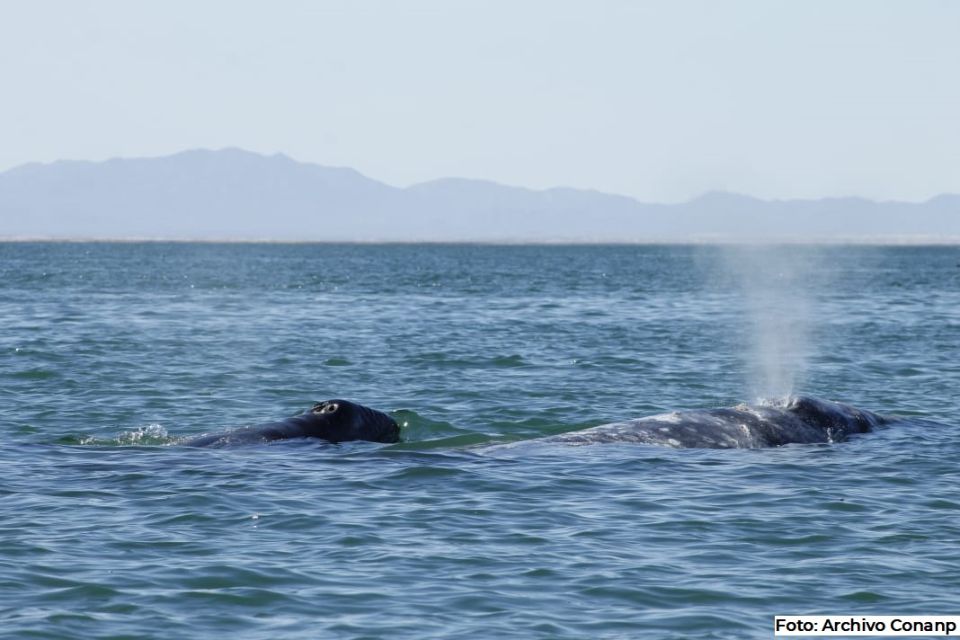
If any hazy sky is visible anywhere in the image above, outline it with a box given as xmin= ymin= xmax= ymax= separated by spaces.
xmin=1 ymin=0 xmax=957 ymax=202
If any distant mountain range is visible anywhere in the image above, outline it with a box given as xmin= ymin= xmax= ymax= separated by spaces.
xmin=1 ymin=148 xmax=958 ymax=241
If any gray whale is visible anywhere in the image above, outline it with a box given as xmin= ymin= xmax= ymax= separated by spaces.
xmin=533 ymin=395 xmax=887 ymax=449
xmin=183 ymin=399 xmax=399 ymax=447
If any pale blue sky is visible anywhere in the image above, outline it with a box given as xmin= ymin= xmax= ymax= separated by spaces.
xmin=1 ymin=0 xmax=957 ymax=202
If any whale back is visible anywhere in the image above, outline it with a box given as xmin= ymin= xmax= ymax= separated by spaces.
xmin=183 ymin=399 xmax=400 ymax=447
xmin=527 ymin=395 xmax=888 ymax=450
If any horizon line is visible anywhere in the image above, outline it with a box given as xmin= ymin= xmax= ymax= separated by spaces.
xmin=3 ymin=235 xmax=959 ymax=246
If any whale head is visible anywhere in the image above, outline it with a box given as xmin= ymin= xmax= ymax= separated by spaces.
xmin=306 ymin=399 xmax=400 ymax=443
xmin=785 ymin=395 xmax=882 ymax=435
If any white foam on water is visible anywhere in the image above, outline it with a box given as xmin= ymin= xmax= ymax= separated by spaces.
xmin=115 ymin=423 xmax=170 ymax=445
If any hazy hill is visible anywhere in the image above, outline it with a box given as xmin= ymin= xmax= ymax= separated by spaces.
xmin=1 ymin=148 xmax=957 ymax=241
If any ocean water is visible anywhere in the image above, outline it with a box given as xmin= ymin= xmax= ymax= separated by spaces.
xmin=1 ymin=242 xmax=958 ymax=639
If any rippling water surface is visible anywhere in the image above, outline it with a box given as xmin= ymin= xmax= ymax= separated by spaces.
xmin=1 ymin=243 xmax=958 ymax=639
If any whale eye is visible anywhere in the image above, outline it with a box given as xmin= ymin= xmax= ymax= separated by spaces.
xmin=322 ymin=402 xmax=339 ymax=414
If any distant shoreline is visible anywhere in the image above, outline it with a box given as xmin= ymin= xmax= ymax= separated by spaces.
xmin=3 ymin=149 xmax=958 ymax=242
